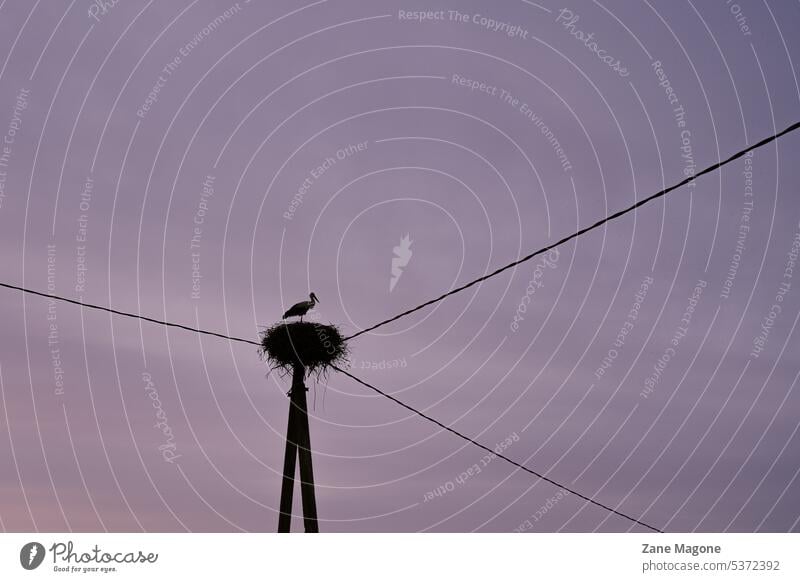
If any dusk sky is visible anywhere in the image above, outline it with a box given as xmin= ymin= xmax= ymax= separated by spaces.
xmin=0 ymin=0 xmax=798 ymax=533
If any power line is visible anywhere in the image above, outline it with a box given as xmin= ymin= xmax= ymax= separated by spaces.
xmin=0 ymin=279 xmax=661 ymax=530
xmin=332 ymin=365 xmax=662 ymax=533
xmin=0 ymin=282 xmax=260 ymax=347
xmin=344 ymin=120 xmax=800 ymax=341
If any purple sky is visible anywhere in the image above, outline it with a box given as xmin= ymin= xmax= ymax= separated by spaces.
xmin=0 ymin=0 xmax=799 ymax=533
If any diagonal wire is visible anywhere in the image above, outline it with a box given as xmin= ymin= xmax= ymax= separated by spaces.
xmin=333 ymin=365 xmax=662 ymax=533
xmin=0 ymin=282 xmax=260 ymax=346
xmin=344 ymin=120 xmax=800 ymax=341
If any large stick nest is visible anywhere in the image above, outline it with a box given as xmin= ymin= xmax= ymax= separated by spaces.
xmin=259 ymin=321 xmax=349 ymax=377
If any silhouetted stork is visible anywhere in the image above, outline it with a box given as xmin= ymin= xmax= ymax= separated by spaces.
xmin=282 ymin=292 xmax=319 ymax=322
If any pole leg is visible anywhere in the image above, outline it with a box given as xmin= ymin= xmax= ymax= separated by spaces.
xmin=296 ymin=398 xmax=319 ymax=532
xmin=278 ymin=390 xmax=299 ymax=532
xmin=293 ymin=365 xmax=319 ymax=533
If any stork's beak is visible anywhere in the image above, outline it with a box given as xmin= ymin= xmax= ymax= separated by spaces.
xmin=311 ymin=293 xmax=319 ymax=303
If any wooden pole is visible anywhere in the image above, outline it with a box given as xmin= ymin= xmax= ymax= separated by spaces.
xmin=277 ymin=376 xmax=299 ymax=532
xmin=294 ymin=367 xmax=319 ymax=533
xmin=277 ymin=364 xmax=319 ymax=533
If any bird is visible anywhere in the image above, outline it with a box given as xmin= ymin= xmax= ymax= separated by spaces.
xmin=282 ymin=292 xmax=319 ymax=322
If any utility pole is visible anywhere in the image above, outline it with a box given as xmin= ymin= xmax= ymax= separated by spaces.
xmin=277 ymin=363 xmax=319 ymax=532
